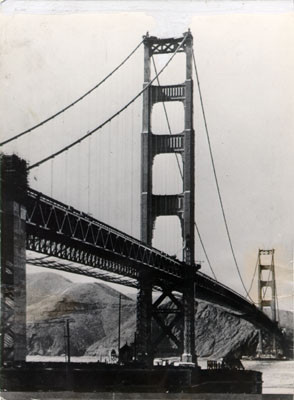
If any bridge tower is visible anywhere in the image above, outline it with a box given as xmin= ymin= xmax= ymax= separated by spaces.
xmin=137 ymin=31 xmax=196 ymax=364
xmin=257 ymin=249 xmax=278 ymax=355
xmin=0 ymin=154 xmax=27 ymax=365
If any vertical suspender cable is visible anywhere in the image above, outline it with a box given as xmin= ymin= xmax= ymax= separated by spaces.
xmin=88 ymin=136 xmax=91 ymax=214
xmin=65 ymin=150 xmax=68 ymax=205
xmin=50 ymin=159 xmax=53 ymax=197
xmin=130 ymin=104 xmax=134 ymax=236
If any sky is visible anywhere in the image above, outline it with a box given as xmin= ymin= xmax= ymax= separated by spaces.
xmin=0 ymin=1 xmax=293 ymax=311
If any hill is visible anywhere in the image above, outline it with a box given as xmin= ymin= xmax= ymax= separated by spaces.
xmin=27 ymin=272 xmax=134 ymax=356
xmin=26 ymin=271 xmax=291 ymax=359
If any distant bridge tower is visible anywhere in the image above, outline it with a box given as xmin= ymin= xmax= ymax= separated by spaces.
xmin=257 ymin=249 xmax=278 ymax=355
xmin=137 ymin=31 xmax=196 ymax=364
xmin=258 ymin=249 xmax=277 ymax=321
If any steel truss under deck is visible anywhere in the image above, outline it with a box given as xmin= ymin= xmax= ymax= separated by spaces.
xmin=26 ymin=188 xmax=187 ymax=285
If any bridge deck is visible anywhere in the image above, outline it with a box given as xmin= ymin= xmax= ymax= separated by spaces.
xmin=26 ymin=188 xmax=281 ymax=336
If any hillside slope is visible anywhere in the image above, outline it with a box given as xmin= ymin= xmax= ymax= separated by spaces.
xmin=27 ymin=271 xmax=290 ymax=359
xmin=27 ymin=272 xmax=135 ymax=356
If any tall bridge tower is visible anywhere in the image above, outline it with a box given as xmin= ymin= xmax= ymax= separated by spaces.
xmin=257 ymin=249 xmax=278 ymax=355
xmin=137 ymin=31 xmax=196 ymax=364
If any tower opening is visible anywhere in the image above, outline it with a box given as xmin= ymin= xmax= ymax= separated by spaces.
xmin=153 ymin=216 xmax=183 ymax=261
xmin=152 ymin=153 xmax=183 ymax=195
xmin=151 ymin=102 xmax=184 ymax=135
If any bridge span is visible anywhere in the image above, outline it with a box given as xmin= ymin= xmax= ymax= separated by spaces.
xmin=26 ymin=187 xmax=281 ymax=336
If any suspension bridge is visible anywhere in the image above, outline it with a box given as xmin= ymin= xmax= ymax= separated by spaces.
xmin=0 ymin=31 xmax=283 ymax=368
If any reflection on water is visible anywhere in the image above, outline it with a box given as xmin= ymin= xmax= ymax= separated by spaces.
xmin=242 ymin=360 xmax=294 ymax=394
xmin=26 ymin=356 xmax=294 ymax=395
xmin=197 ymin=358 xmax=293 ymax=394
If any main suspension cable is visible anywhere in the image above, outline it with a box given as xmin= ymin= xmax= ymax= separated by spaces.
xmin=194 ymin=222 xmax=218 ymax=280
xmin=151 ymin=55 xmax=217 ymax=281
xmin=27 ymin=34 xmax=188 ymax=171
xmin=275 ymin=281 xmax=280 ymax=324
xmin=248 ymin=254 xmax=259 ymax=295
xmin=192 ymin=48 xmax=253 ymax=302
xmin=0 ymin=40 xmax=143 ymax=147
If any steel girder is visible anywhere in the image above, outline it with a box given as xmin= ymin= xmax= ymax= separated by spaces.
xmin=26 ymin=256 xmax=138 ymax=288
xmin=151 ymin=284 xmax=184 ymax=356
xmin=26 ymin=233 xmax=140 ymax=281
